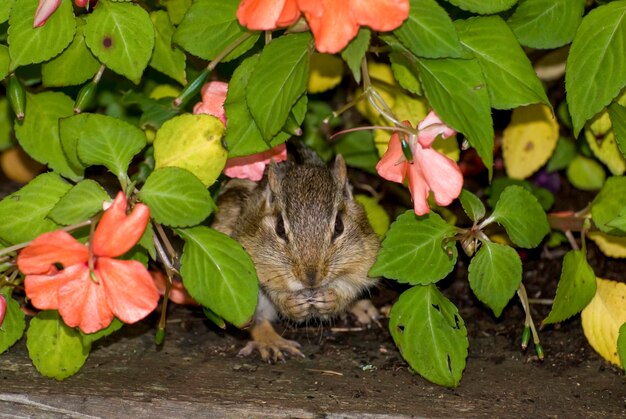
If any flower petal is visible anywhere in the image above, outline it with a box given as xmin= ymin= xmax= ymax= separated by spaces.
xmin=33 ymin=0 xmax=61 ymax=28
xmin=376 ymin=132 xmax=407 ymax=184
xmin=193 ymin=81 xmax=229 ymax=125
xmin=151 ymin=270 xmax=198 ymax=305
xmin=417 ymin=111 xmax=456 ymax=147
xmin=224 ymin=143 xmax=287 ymax=181
xmin=417 ymin=147 xmax=464 ymax=207
xmin=98 ymin=258 xmax=159 ymax=324
xmin=406 ymin=158 xmax=431 ymax=215
xmin=17 ymin=231 xmax=89 ymax=275
xmin=237 ymin=0 xmax=299 ymax=30
xmin=298 ymin=0 xmax=360 ymax=53
xmin=352 ymin=0 xmax=409 ymax=31
xmin=92 ymin=192 xmax=150 ymax=258
xmin=57 ymin=264 xmax=114 ymax=333
xmin=24 ymin=268 xmax=63 ymax=311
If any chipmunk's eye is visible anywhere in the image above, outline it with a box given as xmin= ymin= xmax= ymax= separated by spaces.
xmin=332 ymin=214 xmax=344 ymax=240
xmin=275 ymin=215 xmax=288 ymax=241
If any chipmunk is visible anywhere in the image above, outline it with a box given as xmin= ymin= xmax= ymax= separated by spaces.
xmin=212 ymin=149 xmax=380 ymax=361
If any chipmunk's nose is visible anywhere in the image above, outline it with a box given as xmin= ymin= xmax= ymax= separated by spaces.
xmin=305 ymin=268 xmax=317 ymax=287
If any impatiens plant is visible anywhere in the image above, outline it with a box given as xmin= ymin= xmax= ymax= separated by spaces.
xmin=0 ymin=0 xmax=626 ymax=388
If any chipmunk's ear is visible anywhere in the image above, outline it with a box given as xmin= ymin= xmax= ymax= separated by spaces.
xmin=264 ymin=160 xmax=282 ymax=207
xmin=333 ymin=154 xmax=352 ymax=200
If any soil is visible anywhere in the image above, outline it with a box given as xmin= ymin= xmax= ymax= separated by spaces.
xmin=0 ymin=173 xmax=625 ymax=418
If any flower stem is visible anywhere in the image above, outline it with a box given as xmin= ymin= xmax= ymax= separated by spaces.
xmin=152 ymin=222 xmax=180 ymax=345
xmin=517 ymin=283 xmax=543 ymax=360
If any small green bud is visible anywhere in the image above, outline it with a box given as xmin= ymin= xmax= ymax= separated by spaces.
xmin=155 ymin=327 xmax=166 ymax=345
xmin=282 ymin=112 xmax=303 ymax=136
xmin=174 ymin=67 xmax=210 ymax=107
xmin=74 ymin=81 xmax=98 ymax=114
xmin=535 ymin=343 xmax=544 ymax=361
xmin=8 ymin=74 xmax=26 ymax=121
xmin=520 ymin=326 xmax=530 ymax=350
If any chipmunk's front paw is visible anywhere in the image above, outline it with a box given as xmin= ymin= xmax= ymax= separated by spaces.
xmin=238 ymin=319 xmax=306 ymax=363
xmin=349 ymin=299 xmax=381 ymax=327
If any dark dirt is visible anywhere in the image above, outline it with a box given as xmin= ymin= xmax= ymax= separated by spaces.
xmin=1 ymin=173 xmax=625 ymax=418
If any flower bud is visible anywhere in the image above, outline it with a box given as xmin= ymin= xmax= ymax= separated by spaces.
xmin=74 ymin=81 xmax=98 ymax=114
xmin=8 ymin=74 xmax=26 ymax=121
xmin=174 ymin=67 xmax=210 ymax=107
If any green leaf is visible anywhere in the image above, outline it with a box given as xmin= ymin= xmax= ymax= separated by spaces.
xmin=389 ymin=285 xmax=468 ymax=387
xmin=0 ymin=45 xmax=9 ymax=81
xmin=455 ymin=16 xmax=548 ymax=110
xmin=80 ymin=318 xmax=124 ymax=345
xmin=389 ymin=51 xmax=422 ymax=95
xmin=566 ymin=155 xmax=606 ymax=191
xmin=139 ymin=166 xmax=214 ymax=227
xmin=619 ymin=322 xmax=626 ymax=372
xmin=247 ymin=33 xmax=312 ymax=140
xmin=459 ymin=189 xmax=485 ymax=222
xmin=70 ymin=113 xmax=146 ymax=180
xmin=547 ymin=137 xmax=577 ymax=172
xmin=487 ymin=177 xmax=554 ymax=211
xmin=138 ymin=222 xmax=156 ymax=260
xmin=48 ymin=179 xmax=109 ymax=225
xmin=591 ymin=176 xmax=626 ymax=235
xmin=0 ymin=99 xmax=11 ymax=151
xmin=177 ymin=226 xmax=258 ymax=327
xmin=394 ymin=0 xmax=463 ymax=59
xmin=153 ymin=113 xmax=226 ymax=186
xmin=334 ymin=130 xmax=379 ymax=174
xmin=0 ymin=292 xmax=26 ymax=354
xmin=341 ymin=28 xmax=370 ymax=83
xmin=224 ymin=55 xmax=307 ymax=158
xmin=27 ymin=311 xmax=90 ymax=380
xmin=41 ymin=17 xmax=100 ymax=87
xmin=444 ymin=0 xmax=518 ymax=14
xmin=0 ymin=173 xmax=71 ymax=244
xmin=490 ymin=185 xmax=550 ymax=248
xmin=369 ymin=211 xmax=458 ymax=285
xmin=608 ymin=103 xmax=626 ymax=159
xmin=507 ymin=0 xmax=585 ymax=49
xmin=416 ymin=57 xmax=494 ymax=174
xmin=607 ymin=207 xmax=626 ymax=233
xmin=566 ymin=1 xmax=626 ymax=135
xmin=174 ymin=0 xmax=259 ymax=61
xmin=543 ymin=250 xmax=597 ymax=325
xmin=84 ymin=0 xmax=154 ymax=84
xmin=355 ymin=195 xmax=390 ymax=239
xmin=14 ymin=91 xmax=81 ymax=180
xmin=149 ymin=10 xmax=186 ymax=85
xmin=163 ymin=0 xmax=192 ymax=25
xmin=7 ymin=0 xmax=76 ymax=70
xmin=0 ymin=0 xmax=14 ymax=23
xmin=468 ymin=241 xmax=522 ymax=317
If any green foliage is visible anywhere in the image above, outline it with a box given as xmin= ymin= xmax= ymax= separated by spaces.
xmin=394 ymin=0 xmax=462 ymax=59
xmin=27 ymin=311 xmax=90 ymax=380
xmin=0 ymin=0 xmax=13 ymax=23
xmin=444 ymin=0 xmax=518 ymax=14
xmin=0 ymin=291 xmax=25 ymax=354
xmin=507 ymin=0 xmax=585 ymax=49
xmin=543 ymin=250 xmax=597 ymax=325
xmin=150 ymin=10 xmax=187 ymax=85
xmin=487 ymin=177 xmax=554 ymax=211
xmin=81 ymin=318 xmax=124 ymax=345
xmin=355 ymin=195 xmax=390 ymax=238
xmin=455 ymin=16 xmax=548 ymax=110
xmin=48 ymin=180 xmax=110 ymax=225
xmin=389 ymin=284 xmax=468 ymax=388
xmin=566 ymin=1 xmax=626 ymax=135
xmin=468 ymin=241 xmax=522 ymax=317
xmin=608 ymin=103 xmax=626 ymax=159
xmin=8 ymin=0 xmax=75 ymax=70
xmin=0 ymin=173 xmax=70 ymax=245
xmin=489 ymin=186 xmax=550 ymax=248
xmin=566 ymin=155 xmax=606 ymax=191
xmin=0 ymin=45 xmax=10 ymax=81
xmin=85 ymin=0 xmax=154 ymax=84
xmin=591 ymin=176 xmax=626 ymax=236
xmin=139 ymin=167 xmax=214 ymax=227
xmin=619 ymin=323 xmax=626 ymax=372
xmin=177 ymin=226 xmax=258 ymax=327
xmin=247 ymin=33 xmax=311 ymax=140
xmin=334 ymin=131 xmax=379 ymax=174
xmin=341 ymin=29 xmax=370 ymax=83
xmin=370 ymin=211 xmax=458 ymax=285
xmin=458 ymin=189 xmax=485 ymax=223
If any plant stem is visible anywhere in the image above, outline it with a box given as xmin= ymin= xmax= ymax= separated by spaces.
xmin=517 ymin=283 xmax=543 ymax=359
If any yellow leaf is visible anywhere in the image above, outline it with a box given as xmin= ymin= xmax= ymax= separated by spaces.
xmin=585 ymin=111 xmax=626 ymax=175
xmin=502 ymin=104 xmax=559 ymax=179
xmin=307 ymin=53 xmax=344 ymax=94
xmin=150 ymin=84 xmax=180 ymax=100
xmin=355 ymin=194 xmax=389 ymax=238
xmin=154 ymin=114 xmax=227 ymax=186
xmin=587 ymin=231 xmax=626 ymax=258
xmin=581 ymin=278 xmax=626 ymax=366
xmin=0 ymin=146 xmax=45 ymax=184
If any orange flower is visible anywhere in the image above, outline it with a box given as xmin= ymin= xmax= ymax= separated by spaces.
xmin=376 ymin=114 xmax=463 ymax=215
xmin=193 ymin=81 xmax=229 ymax=125
xmin=237 ymin=0 xmax=409 ymax=53
xmin=17 ymin=192 xmax=159 ymax=333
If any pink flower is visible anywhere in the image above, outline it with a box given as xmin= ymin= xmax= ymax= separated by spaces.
xmin=376 ymin=114 xmax=463 ymax=215
xmin=224 ymin=143 xmax=287 ymax=181
xmin=33 ymin=0 xmax=61 ymax=28
xmin=193 ymin=81 xmax=229 ymax=125
xmin=0 ymin=295 xmax=6 ymax=328
xmin=17 ymin=192 xmax=159 ymax=333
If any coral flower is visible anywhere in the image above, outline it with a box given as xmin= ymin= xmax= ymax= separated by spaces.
xmin=376 ymin=113 xmax=463 ymax=215
xmin=192 ymin=80 xmax=288 ymax=181
xmin=17 ymin=192 xmax=159 ymax=334
xmin=237 ymin=0 xmax=409 ymax=54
